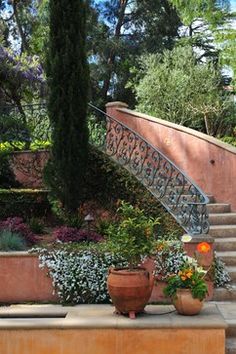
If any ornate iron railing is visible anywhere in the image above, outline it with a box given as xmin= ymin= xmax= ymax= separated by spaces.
xmin=88 ymin=103 xmax=209 ymax=236
xmin=0 ymin=102 xmax=210 ymax=235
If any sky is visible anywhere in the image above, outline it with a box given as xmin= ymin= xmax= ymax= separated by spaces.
xmin=231 ymin=0 xmax=236 ymax=11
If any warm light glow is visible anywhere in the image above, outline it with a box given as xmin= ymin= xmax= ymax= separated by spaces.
xmin=197 ymin=242 xmax=211 ymax=253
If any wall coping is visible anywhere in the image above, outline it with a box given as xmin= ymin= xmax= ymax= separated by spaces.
xmin=10 ymin=149 xmax=50 ymax=155
xmin=0 ymin=251 xmax=38 ymax=257
xmin=117 ymin=107 xmax=236 ymax=156
xmin=0 ymin=304 xmax=227 ymax=329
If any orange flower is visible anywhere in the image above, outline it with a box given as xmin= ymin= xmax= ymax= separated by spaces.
xmin=197 ymin=242 xmax=211 ymax=253
xmin=181 ymin=276 xmax=187 ymax=281
xmin=186 ymin=271 xmax=193 ymax=278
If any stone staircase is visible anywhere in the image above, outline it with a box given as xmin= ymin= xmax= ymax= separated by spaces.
xmin=207 ymin=196 xmax=236 ymax=353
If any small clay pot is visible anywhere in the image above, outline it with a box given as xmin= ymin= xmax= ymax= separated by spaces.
xmin=173 ymin=289 xmax=204 ymax=315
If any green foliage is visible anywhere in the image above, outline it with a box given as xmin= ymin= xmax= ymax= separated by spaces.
xmin=0 ymin=152 xmax=20 ymax=188
xmin=48 ymin=198 xmax=84 ymax=228
xmin=28 ymin=217 xmax=45 ymax=234
xmin=134 ymin=46 xmax=236 ymax=136
xmin=163 ymin=256 xmax=208 ymax=300
xmin=88 ymin=0 xmax=181 ymax=106
xmin=0 ymin=189 xmax=50 ymax=219
xmin=169 ymin=0 xmax=230 ymax=27
xmin=85 ymin=146 xmax=182 ymax=238
xmin=0 ymin=230 xmax=27 ymax=251
xmin=95 ymin=219 xmax=112 ymax=238
xmin=106 ymin=201 xmax=159 ymax=268
xmin=47 ymin=0 xmax=89 ymax=212
xmin=220 ymin=136 xmax=236 ymax=147
xmin=169 ymin=0 xmax=232 ymax=63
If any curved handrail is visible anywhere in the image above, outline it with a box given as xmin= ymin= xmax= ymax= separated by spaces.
xmin=88 ymin=103 xmax=209 ymax=236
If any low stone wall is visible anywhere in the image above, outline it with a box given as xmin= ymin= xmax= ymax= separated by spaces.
xmin=10 ymin=150 xmax=50 ymax=188
xmin=0 ymin=252 xmax=57 ymax=303
xmin=0 ymin=304 xmax=226 ymax=354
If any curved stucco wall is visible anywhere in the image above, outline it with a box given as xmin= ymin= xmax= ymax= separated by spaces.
xmin=106 ymin=102 xmax=236 ymax=210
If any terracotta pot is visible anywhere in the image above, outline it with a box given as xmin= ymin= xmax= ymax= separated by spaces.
xmin=173 ymin=289 xmax=204 ymax=315
xmin=107 ymin=267 xmax=154 ymax=319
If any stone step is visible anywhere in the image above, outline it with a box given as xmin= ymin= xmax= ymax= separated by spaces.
xmin=209 ymin=225 xmax=236 ymax=238
xmin=226 ymin=320 xmax=236 ymax=337
xmin=209 ymin=213 xmax=236 ymax=226
xmin=207 ymin=203 xmax=231 ymax=213
xmin=216 ymin=252 xmax=236 ymax=266
xmin=207 ymin=195 xmax=215 ymax=203
xmin=215 ymin=238 xmax=236 ymax=252
xmin=226 ymin=338 xmax=236 ymax=354
xmin=227 ymin=267 xmax=236 ymax=282
xmin=213 ymin=285 xmax=236 ymax=301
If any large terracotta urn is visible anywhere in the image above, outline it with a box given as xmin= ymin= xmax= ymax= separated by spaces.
xmin=107 ymin=267 xmax=154 ymax=319
xmin=173 ymin=289 xmax=204 ymax=315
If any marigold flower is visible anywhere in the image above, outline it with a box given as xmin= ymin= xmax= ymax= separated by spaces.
xmin=181 ymin=276 xmax=187 ymax=281
xmin=197 ymin=242 xmax=211 ymax=253
xmin=186 ymin=272 xmax=193 ymax=278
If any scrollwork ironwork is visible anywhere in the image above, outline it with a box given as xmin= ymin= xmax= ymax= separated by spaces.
xmin=88 ymin=103 xmax=209 ymax=236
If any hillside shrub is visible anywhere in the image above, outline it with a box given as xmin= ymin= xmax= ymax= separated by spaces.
xmin=0 ymin=230 xmax=27 ymax=251
xmin=53 ymin=226 xmax=103 ymax=243
xmin=0 ymin=217 xmax=37 ymax=245
xmin=0 ymin=189 xmax=50 ymax=219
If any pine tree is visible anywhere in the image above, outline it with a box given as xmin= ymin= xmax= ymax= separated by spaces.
xmin=47 ymin=0 xmax=89 ymax=212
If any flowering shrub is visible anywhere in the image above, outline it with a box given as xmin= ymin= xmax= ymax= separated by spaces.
xmin=0 ymin=217 xmax=37 ymax=245
xmin=164 ymin=256 xmax=208 ymax=300
xmin=154 ymin=239 xmax=231 ymax=288
xmin=52 ymin=226 xmax=103 ymax=243
xmin=37 ymin=248 xmax=127 ymax=304
xmin=154 ymin=240 xmax=186 ymax=279
xmin=214 ymin=256 xmax=231 ymax=288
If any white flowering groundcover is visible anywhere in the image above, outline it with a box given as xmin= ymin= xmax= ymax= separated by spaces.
xmin=37 ymin=248 xmax=127 ymax=304
xmin=35 ymin=243 xmax=231 ymax=305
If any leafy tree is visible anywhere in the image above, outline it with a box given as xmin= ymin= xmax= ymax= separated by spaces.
xmin=46 ymin=0 xmax=89 ymax=213
xmin=134 ymin=46 xmax=235 ymax=136
xmin=170 ymin=0 xmax=233 ymax=62
xmin=89 ymin=0 xmax=181 ymax=106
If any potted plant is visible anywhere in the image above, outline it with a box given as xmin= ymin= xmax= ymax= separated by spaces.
xmin=107 ymin=201 xmax=159 ymax=319
xmin=164 ymin=255 xmax=208 ymax=315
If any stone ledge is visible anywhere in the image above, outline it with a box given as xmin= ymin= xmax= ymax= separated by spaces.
xmin=0 ymin=304 xmax=227 ymax=330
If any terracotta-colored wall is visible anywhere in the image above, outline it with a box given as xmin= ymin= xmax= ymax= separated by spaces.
xmin=10 ymin=150 xmax=50 ymax=188
xmin=0 ymin=253 xmax=57 ymax=303
xmin=106 ymin=102 xmax=236 ymax=210
xmin=0 ymin=328 xmax=225 ymax=354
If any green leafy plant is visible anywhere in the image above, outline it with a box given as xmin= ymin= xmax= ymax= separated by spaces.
xmin=107 ymin=201 xmax=159 ymax=268
xmin=28 ymin=217 xmax=45 ymax=234
xmin=0 ymin=230 xmax=27 ymax=251
xmin=163 ymin=256 xmax=208 ymax=301
xmin=48 ymin=198 xmax=84 ymax=228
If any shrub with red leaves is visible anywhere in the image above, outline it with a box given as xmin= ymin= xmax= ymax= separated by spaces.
xmin=0 ymin=217 xmax=37 ymax=245
xmin=53 ymin=226 xmax=103 ymax=243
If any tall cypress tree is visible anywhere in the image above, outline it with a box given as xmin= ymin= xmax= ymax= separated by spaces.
xmin=47 ymin=0 xmax=89 ymax=212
